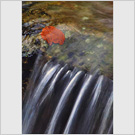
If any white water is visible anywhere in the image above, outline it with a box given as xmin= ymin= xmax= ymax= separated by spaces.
xmin=47 ymin=71 xmax=83 ymax=134
xmin=98 ymin=91 xmax=113 ymax=134
xmin=64 ymin=74 xmax=92 ymax=133
xmin=23 ymin=56 xmax=113 ymax=134
xmin=23 ymin=63 xmax=60 ymax=133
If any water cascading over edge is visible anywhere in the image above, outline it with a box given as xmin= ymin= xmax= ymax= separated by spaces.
xmin=22 ymin=54 xmax=113 ymax=134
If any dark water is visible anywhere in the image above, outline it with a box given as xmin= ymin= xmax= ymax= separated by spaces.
xmin=23 ymin=54 xmax=113 ymax=134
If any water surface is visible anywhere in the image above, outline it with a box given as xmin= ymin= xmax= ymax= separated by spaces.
xmin=22 ymin=1 xmax=113 ymax=79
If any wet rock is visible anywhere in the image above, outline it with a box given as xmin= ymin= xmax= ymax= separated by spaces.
xmin=22 ymin=1 xmax=113 ymax=79
xmin=34 ymin=39 xmax=41 ymax=45
xmin=79 ymin=62 xmax=84 ymax=66
xmin=68 ymin=52 xmax=74 ymax=58
xmin=79 ymin=52 xmax=85 ymax=56
xmin=65 ymin=31 xmax=71 ymax=38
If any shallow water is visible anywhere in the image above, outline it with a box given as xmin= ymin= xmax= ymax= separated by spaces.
xmin=22 ymin=1 xmax=113 ymax=79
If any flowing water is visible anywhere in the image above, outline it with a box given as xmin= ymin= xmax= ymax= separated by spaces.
xmin=22 ymin=1 xmax=113 ymax=134
xmin=22 ymin=54 xmax=113 ymax=134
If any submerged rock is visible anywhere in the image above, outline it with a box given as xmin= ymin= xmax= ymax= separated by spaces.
xmin=22 ymin=1 xmax=113 ymax=79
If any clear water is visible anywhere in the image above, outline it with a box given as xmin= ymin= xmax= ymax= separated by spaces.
xmin=22 ymin=1 xmax=113 ymax=79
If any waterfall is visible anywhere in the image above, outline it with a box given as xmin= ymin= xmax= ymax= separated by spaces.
xmin=22 ymin=54 xmax=113 ymax=134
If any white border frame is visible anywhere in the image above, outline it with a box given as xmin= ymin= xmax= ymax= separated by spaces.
xmin=0 ymin=1 xmax=135 ymax=135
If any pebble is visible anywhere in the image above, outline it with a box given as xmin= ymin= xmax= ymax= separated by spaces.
xmin=82 ymin=16 xmax=89 ymax=21
xmin=68 ymin=52 xmax=74 ymax=58
xmin=82 ymin=27 xmax=86 ymax=30
xmin=97 ymin=44 xmax=103 ymax=48
xmin=85 ymin=38 xmax=90 ymax=43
